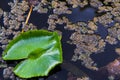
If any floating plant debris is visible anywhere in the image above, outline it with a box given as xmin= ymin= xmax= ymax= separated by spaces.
xmin=99 ymin=57 xmax=120 ymax=80
xmin=27 ymin=0 xmax=39 ymax=6
xmin=0 ymin=8 xmax=3 ymax=17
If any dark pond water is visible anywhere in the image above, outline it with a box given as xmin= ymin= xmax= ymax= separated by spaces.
xmin=66 ymin=6 xmax=96 ymax=22
xmin=0 ymin=1 xmax=120 ymax=80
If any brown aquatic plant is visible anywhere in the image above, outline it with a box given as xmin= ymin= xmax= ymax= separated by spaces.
xmin=26 ymin=0 xmax=39 ymax=6
xmin=99 ymin=57 xmax=120 ymax=79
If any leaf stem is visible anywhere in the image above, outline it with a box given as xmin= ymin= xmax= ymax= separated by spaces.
xmin=25 ymin=5 xmax=33 ymax=25
xmin=22 ymin=5 xmax=33 ymax=32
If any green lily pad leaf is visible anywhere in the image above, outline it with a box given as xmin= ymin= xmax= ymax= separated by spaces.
xmin=2 ymin=30 xmax=63 ymax=78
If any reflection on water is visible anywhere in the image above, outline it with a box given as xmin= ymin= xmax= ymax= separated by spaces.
xmin=96 ymin=23 xmax=108 ymax=39
xmin=66 ymin=7 xmax=96 ymax=22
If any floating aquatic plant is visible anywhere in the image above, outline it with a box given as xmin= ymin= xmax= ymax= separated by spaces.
xmin=2 ymin=30 xmax=63 ymax=78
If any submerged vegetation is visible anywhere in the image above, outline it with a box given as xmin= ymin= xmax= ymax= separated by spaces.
xmin=0 ymin=0 xmax=120 ymax=80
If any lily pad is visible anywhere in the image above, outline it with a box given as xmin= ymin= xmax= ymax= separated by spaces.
xmin=2 ymin=30 xmax=63 ymax=78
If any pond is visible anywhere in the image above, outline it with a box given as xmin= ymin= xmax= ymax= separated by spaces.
xmin=0 ymin=0 xmax=120 ymax=80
